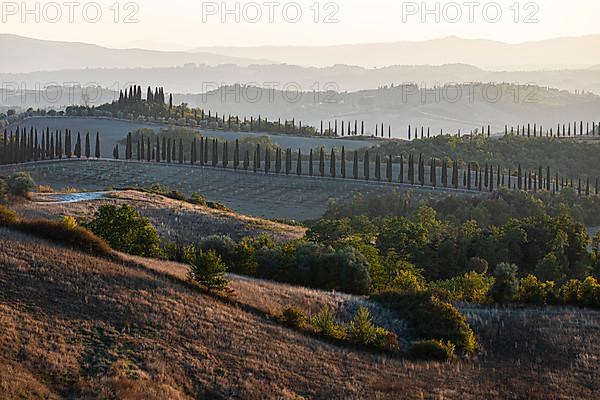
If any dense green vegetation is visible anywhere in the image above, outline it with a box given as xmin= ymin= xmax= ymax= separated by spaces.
xmin=310 ymin=188 xmax=600 ymax=309
xmin=87 ymin=204 xmax=161 ymax=257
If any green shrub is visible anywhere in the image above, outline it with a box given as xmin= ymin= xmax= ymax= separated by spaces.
xmin=7 ymin=172 xmax=34 ymax=198
xmin=63 ymin=215 xmax=78 ymax=230
xmin=349 ymin=306 xmax=377 ymax=345
xmin=559 ymin=279 xmax=582 ymax=304
xmin=189 ymin=192 xmax=207 ymax=206
xmin=309 ymin=306 xmax=347 ymax=340
xmin=490 ymin=263 xmax=519 ymax=304
xmin=579 ymin=277 xmax=600 ymax=308
xmin=535 ymin=253 xmax=565 ymax=282
xmin=87 ymin=204 xmax=161 ymax=257
xmin=200 ymin=235 xmax=237 ymax=265
xmin=518 ymin=275 xmax=555 ymax=305
xmin=0 ymin=205 xmax=19 ymax=225
xmin=391 ymin=268 xmax=427 ymax=293
xmin=467 ymin=257 xmax=489 ymax=274
xmin=186 ymin=248 xmax=229 ymax=290
xmin=280 ymin=305 xmax=307 ymax=329
xmin=349 ymin=306 xmax=399 ymax=352
xmin=321 ymin=247 xmax=371 ymax=295
xmin=433 ymin=271 xmax=493 ymax=303
xmin=373 ymin=327 xmax=400 ymax=352
xmin=411 ymin=340 xmax=455 ymax=361
xmin=373 ymin=290 xmax=476 ymax=353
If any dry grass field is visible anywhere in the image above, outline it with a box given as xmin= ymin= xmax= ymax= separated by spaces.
xmin=13 ymin=190 xmax=305 ymax=243
xmin=1 ymin=229 xmax=599 ymax=399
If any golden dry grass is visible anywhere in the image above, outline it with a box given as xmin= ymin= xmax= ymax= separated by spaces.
xmin=14 ymin=190 xmax=305 ymax=243
xmin=1 ymin=229 xmax=599 ymax=399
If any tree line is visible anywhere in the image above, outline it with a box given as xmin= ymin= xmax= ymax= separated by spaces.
xmin=407 ymin=121 xmax=600 ymax=140
xmin=116 ymin=132 xmax=599 ymax=197
xmin=0 ymin=127 xmax=101 ymax=164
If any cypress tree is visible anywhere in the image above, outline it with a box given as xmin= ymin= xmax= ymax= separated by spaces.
xmin=399 ymin=154 xmax=404 ymax=183
xmin=586 ymin=177 xmax=590 ymax=196
xmin=330 ymin=148 xmax=335 ymax=177
xmin=255 ymin=144 xmax=260 ymax=170
xmin=341 ymin=147 xmax=346 ymax=178
xmin=418 ymin=153 xmax=424 ymax=186
xmin=210 ymin=139 xmax=216 ymax=166
xmin=408 ymin=154 xmax=414 ymax=185
xmin=243 ymin=150 xmax=249 ymax=171
xmin=431 ymin=158 xmax=437 ymax=187
xmin=467 ymin=163 xmax=472 ymax=190
xmin=172 ymin=139 xmax=176 ymax=162
xmin=275 ymin=148 xmax=281 ymax=174
xmin=167 ymin=139 xmax=172 ymax=163
xmin=386 ymin=154 xmax=392 ymax=183
xmin=95 ymin=132 xmax=101 ymax=158
xmin=204 ymin=138 xmax=208 ymax=164
xmin=156 ymin=137 xmax=161 ymax=162
xmin=478 ymin=168 xmax=483 ymax=191
xmin=453 ymin=160 xmax=459 ymax=189
xmin=319 ymin=148 xmax=325 ymax=177
xmin=353 ymin=151 xmax=358 ymax=179
xmin=309 ymin=149 xmax=313 ymax=176
xmin=484 ymin=163 xmax=489 ymax=188
xmin=375 ymin=154 xmax=381 ymax=181
xmin=49 ymin=134 xmax=54 ymax=160
xmin=489 ymin=166 xmax=494 ymax=192
xmin=75 ymin=132 xmax=82 ymax=158
xmin=147 ymin=137 xmax=151 ymax=162
xmin=234 ymin=139 xmax=240 ymax=169
xmin=442 ymin=160 xmax=448 ymax=187
xmin=297 ymin=149 xmax=302 ymax=176
xmin=364 ymin=151 xmax=370 ymax=180
xmin=180 ymin=139 xmax=184 ymax=164
xmin=85 ymin=133 xmax=91 ymax=159
xmin=265 ymin=147 xmax=270 ymax=173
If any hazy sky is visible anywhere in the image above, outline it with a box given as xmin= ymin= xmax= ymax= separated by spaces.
xmin=1 ymin=0 xmax=599 ymax=49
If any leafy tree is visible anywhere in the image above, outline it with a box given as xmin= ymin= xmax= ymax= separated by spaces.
xmin=87 ymin=204 xmax=161 ymax=257
xmin=7 ymin=172 xmax=34 ymax=197
xmin=490 ymin=263 xmax=519 ymax=303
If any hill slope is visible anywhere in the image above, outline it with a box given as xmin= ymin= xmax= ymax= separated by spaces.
xmin=1 ymin=229 xmax=599 ymax=398
xmin=14 ymin=190 xmax=305 ymax=243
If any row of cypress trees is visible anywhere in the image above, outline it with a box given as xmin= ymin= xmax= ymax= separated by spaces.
xmin=0 ymin=127 xmax=101 ymax=165
xmin=407 ymin=121 xmax=600 ymax=140
xmin=117 ymin=135 xmax=598 ymax=197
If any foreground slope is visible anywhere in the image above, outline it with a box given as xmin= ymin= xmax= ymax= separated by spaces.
xmin=1 ymin=230 xmax=599 ymax=399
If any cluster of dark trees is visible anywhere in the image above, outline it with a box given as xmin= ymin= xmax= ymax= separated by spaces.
xmin=116 ymin=133 xmax=599 ymax=198
xmin=118 ymin=86 xmax=166 ymax=105
xmin=0 ymin=127 xmax=101 ymax=164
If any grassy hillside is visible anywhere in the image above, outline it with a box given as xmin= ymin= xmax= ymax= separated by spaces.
xmin=1 ymin=229 xmax=599 ymax=399
xmin=14 ymin=190 xmax=305 ymax=243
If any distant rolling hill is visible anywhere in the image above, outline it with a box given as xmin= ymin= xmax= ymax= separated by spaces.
xmin=192 ymin=35 xmax=600 ymax=70
xmin=0 ymin=34 xmax=271 ymax=73
xmin=3 ymin=63 xmax=600 ymax=97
